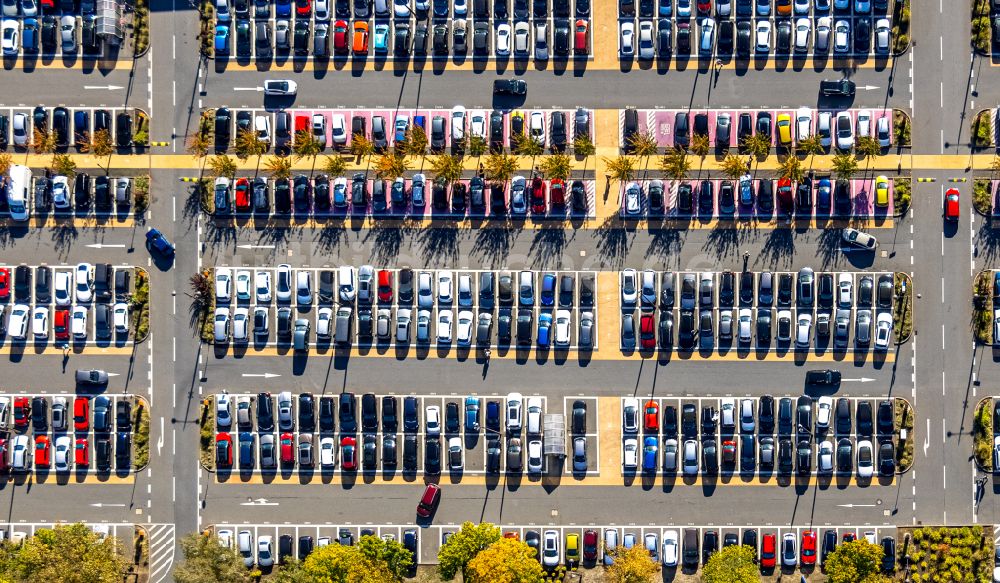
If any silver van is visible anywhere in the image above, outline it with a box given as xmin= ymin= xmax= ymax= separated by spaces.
xmin=335 ymin=306 xmax=352 ymax=345
xmin=293 ymin=318 xmax=310 ymax=351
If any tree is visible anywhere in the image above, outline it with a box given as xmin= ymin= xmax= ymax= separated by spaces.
xmin=355 ymin=534 xmax=414 ymax=580
xmin=538 ymin=153 xmax=572 ymax=181
xmin=32 ymin=128 xmax=56 ymax=154
xmin=189 ymin=271 xmax=212 ymax=306
xmin=0 ymin=153 xmax=11 ymax=175
xmin=208 ymin=154 xmax=237 ymax=178
xmin=268 ymin=559 xmax=305 ymax=583
xmin=796 ymin=134 xmax=825 ymax=158
xmin=603 ymin=155 xmax=636 ymax=184
xmin=186 ymin=132 xmax=210 ymax=160
xmin=50 ymin=153 xmax=77 ymax=179
xmin=658 ymin=148 xmax=691 ymax=181
xmin=293 ymin=129 xmax=323 ymax=161
xmin=702 ymin=545 xmax=758 ymax=583
xmin=832 ymin=152 xmax=859 ymax=180
xmin=429 ymin=154 xmax=465 ymax=184
xmin=627 ymin=131 xmax=659 ymax=157
xmin=468 ymin=135 xmax=488 ymax=157
xmin=90 ymin=128 xmax=115 ymax=158
xmin=349 ymin=134 xmax=375 ymax=158
xmin=437 ymin=521 xmax=501 ymax=580
xmin=174 ymin=532 xmax=251 ymax=583
xmin=689 ymin=134 xmax=710 ymax=157
xmin=779 ymin=155 xmax=805 ymax=182
xmin=302 ymin=536 xmax=412 ymax=583
xmin=824 ymin=540 xmax=889 ymax=583
xmin=856 ymin=135 xmax=883 ymax=159
xmin=719 ymin=153 xmax=750 ymax=179
xmin=604 ymin=544 xmax=660 ymax=583
xmin=2 ymin=523 xmax=129 ymax=583
xmin=373 ymin=152 xmax=411 ymax=179
xmin=573 ymin=134 xmax=596 ymax=156
xmin=399 ymin=126 xmax=429 ymax=157
xmin=483 ymin=153 xmax=519 ymax=184
xmin=233 ymin=128 xmax=266 ymax=161
xmin=265 ymin=156 xmax=293 ymax=180
xmin=512 ymin=133 xmax=544 ymax=157
xmin=323 ymin=155 xmax=347 ymax=177
xmin=465 ymin=537 xmax=544 ymax=583
xmin=741 ymin=132 xmax=771 ymax=159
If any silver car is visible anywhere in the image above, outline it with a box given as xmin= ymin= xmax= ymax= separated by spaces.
xmin=60 ymin=15 xmax=76 ymax=53
xmin=682 ymin=439 xmax=698 ymax=475
xmin=396 ymin=308 xmax=412 ymax=343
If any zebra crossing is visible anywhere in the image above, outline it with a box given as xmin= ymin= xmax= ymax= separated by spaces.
xmin=145 ymin=523 xmax=176 ymax=583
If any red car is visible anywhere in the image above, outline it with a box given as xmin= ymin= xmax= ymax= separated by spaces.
xmin=74 ymin=397 xmax=89 ymax=432
xmin=35 ymin=435 xmax=51 ymax=468
xmin=944 ymin=188 xmax=959 ymax=220
xmin=550 ymin=179 xmax=565 ymax=206
xmin=0 ymin=439 xmax=8 ymax=472
xmin=377 ymin=270 xmax=394 ymax=303
xmin=503 ymin=531 xmax=519 ymax=540
xmin=639 ymin=313 xmax=655 ymax=350
xmin=74 ymin=438 xmax=89 ymax=466
xmin=295 ymin=115 xmax=310 ymax=137
xmin=295 ymin=0 xmax=311 ymax=16
xmin=697 ymin=0 xmax=711 ymax=13
xmin=842 ymin=532 xmax=856 ymax=543
xmin=340 ymin=436 xmax=356 ymax=470
xmin=801 ymin=530 xmax=817 ymax=566
xmin=776 ymin=178 xmax=793 ymax=211
xmin=13 ymin=397 xmax=29 ymax=428
xmin=721 ymin=440 xmax=736 ymax=465
xmin=216 ymin=433 xmax=232 ymax=467
xmin=643 ymin=400 xmax=659 ymax=432
xmin=333 ymin=20 xmax=349 ymax=53
xmin=416 ymin=483 xmax=440 ymax=517
xmin=582 ymin=529 xmax=598 ymax=562
xmin=0 ymin=268 xmax=9 ymax=300
xmin=234 ymin=178 xmax=251 ymax=211
xmin=54 ymin=309 xmax=70 ymax=341
xmin=574 ymin=19 xmax=588 ymax=54
xmin=760 ymin=533 xmax=777 ymax=568
xmin=531 ymin=178 xmax=547 ymax=214
xmin=280 ymin=433 xmax=295 ymax=465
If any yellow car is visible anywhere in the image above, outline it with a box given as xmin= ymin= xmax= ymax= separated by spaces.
xmin=565 ymin=533 xmax=580 ymax=567
xmin=776 ymin=113 xmax=792 ymax=147
xmin=875 ymin=175 xmax=889 ymax=207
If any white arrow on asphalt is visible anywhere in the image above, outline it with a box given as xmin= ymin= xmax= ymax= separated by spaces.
xmin=85 ymin=244 xmax=127 ymax=249
xmin=840 ymin=377 xmax=875 ymax=383
xmin=241 ymin=373 xmax=281 ymax=379
xmin=90 ymin=503 xmax=127 ymax=508
xmin=234 ymin=87 xmax=264 ymax=92
xmin=106 ymin=372 xmax=121 ymax=377
xmin=859 ymin=85 xmax=881 ymax=90
xmin=237 ymin=244 xmax=276 ymax=250
xmin=836 ymin=503 xmax=878 ymax=508
xmin=84 ymin=85 xmax=124 ymax=90
xmin=923 ymin=418 xmax=930 ymax=456
xmin=156 ymin=417 xmax=164 ymax=456
xmin=240 ymin=498 xmax=279 ymax=506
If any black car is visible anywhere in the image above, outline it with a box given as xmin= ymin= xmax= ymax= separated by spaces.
xmin=717 ymin=19 xmax=733 ymax=53
xmin=425 ymin=437 xmax=441 ymax=474
xmin=31 ymin=397 xmax=47 ymax=432
xmin=274 ymin=179 xmax=291 ymax=213
xmin=881 ymin=537 xmax=896 ymax=572
xmin=293 ymin=19 xmax=310 ymax=55
xmin=658 ymin=311 xmax=673 ymax=349
xmin=445 ymin=401 xmax=460 ymax=433
xmin=676 ymin=21 xmax=690 ymax=52
xmin=681 ymin=403 xmax=697 ymax=437
xmin=657 ymin=18 xmax=672 ymax=56
xmin=52 ymin=108 xmax=70 ymax=148
xmin=854 ymin=17 xmax=870 ymax=52
xmin=486 ymin=439 xmax=501 ymax=473
xmin=95 ymin=435 xmax=112 ymax=471
xmin=339 ymin=393 xmax=357 ymax=432
xmin=698 ymin=180 xmax=713 ymax=215
xmin=776 ymin=19 xmax=791 ymax=53
xmin=293 ymin=174 xmax=311 ymax=213
xmin=361 ymin=393 xmax=378 ymax=432
xmin=736 ymin=19 xmax=751 ymax=56
xmin=856 ymin=401 xmax=873 ymax=436
xmin=493 ymin=78 xmax=527 ymax=95
xmin=75 ymin=174 xmax=91 ymax=209
xmin=878 ymin=441 xmax=895 ymax=475
xmin=805 ymin=369 xmax=841 ymax=385
xmin=877 ymin=400 xmax=894 ymax=435
xmin=319 ymin=396 xmax=335 ymax=431
xmin=676 ymin=182 xmax=692 ymax=214
xmin=758 ymin=396 xmax=774 ymax=434
xmin=820 ymin=78 xmax=856 ymax=97
xmin=795 ymin=439 xmax=811 ymax=475
xmin=298 ymin=393 xmax=315 ymax=432
xmin=116 ymin=400 xmax=132 ymax=431
xmin=702 ymin=530 xmax=718 ymax=563
xmin=381 ymin=396 xmax=398 ymax=432
xmin=835 ymin=398 xmax=852 ymax=435
xmin=257 ymin=393 xmax=274 ymax=431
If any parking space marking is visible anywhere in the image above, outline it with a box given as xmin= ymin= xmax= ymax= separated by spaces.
xmin=0 ymin=59 xmax=134 ymax=70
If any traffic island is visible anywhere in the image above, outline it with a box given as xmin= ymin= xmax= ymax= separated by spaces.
xmin=897 ymin=526 xmax=994 ymax=581
xmin=895 ymin=398 xmax=914 ymax=473
xmin=133 ymin=398 xmax=151 ymax=472
xmin=133 ymin=268 xmax=150 ymax=343
xmin=198 ymin=0 xmax=216 ymax=58
xmin=973 ymin=270 xmax=993 ymax=345
xmin=892 ymin=0 xmax=911 ymax=54
xmin=972 ymin=0 xmax=992 ymax=55
xmin=892 ymin=177 xmax=911 ymax=217
xmin=975 ymin=397 xmax=993 ymax=472
xmin=973 ymin=179 xmax=993 ymax=217
xmin=192 ymin=269 xmax=216 ymax=344
xmin=893 ymin=109 xmax=912 ymax=149
xmin=199 ymin=399 xmax=216 ymax=471
xmin=894 ymin=272 xmax=913 ymax=343
xmin=972 ymin=110 xmax=994 ymax=150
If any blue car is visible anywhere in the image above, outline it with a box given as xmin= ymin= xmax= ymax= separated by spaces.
xmin=734 ymin=0 xmax=751 ymax=15
xmin=214 ymin=25 xmax=230 ymax=54
xmin=540 ymin=273 xmax=556 ymax=306
xmin=658 ymin=0 xmax=671 ymax=15
xmin=146 ymin=228 xmax=175 ymax=257
xmin=642 ymin=436 xmax=658 ymax=472
xmin=817 ymin=178 xmax=832 ymax=211
xmin=373 ymin=23 xmax=389 ymax=53
xmin=275 ymin=0 xmax=292 ymax=17
xmin=537 ymin=312 xmax=552 ymax=347
xmin=464 ymin=397 xmax=480 ymax=431
xmin=394 ymin=117 xmax=409 ymax=143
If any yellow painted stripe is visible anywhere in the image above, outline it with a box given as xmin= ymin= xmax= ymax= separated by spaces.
xmin=2 ymin=58 xmax=134 ymax=70
xmin=0 ymin=217 xmax=136 ymax=228
xmin=11 ymin=473 xmax=135 ymax=484
xmin=0 ymin=345 xmax=135 ymax=356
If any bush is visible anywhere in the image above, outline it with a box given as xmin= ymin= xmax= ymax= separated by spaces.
xmin=975 ymin=399 xmax=993 ymax=471
xmin=199 ymin=402 xmax=215 ymax=470
xmin=974 ymin=179 xmax=993 ymax=216
xmin=974 ymin=111 xmax=993 ymax=148
xmin=133 ymin=269 xmax=150 ymax=342
xmin=894 ymin=110 xmax=912 ymax=146
xmin=133 ymin=401 xmax=150 ymax=470
xmin=894 ymin=178 xmax=911 ymax=216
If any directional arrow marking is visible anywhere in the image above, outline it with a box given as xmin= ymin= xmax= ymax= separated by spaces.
xmin=241 ymin=373 xmax=280 ymax=379
xmin=233 ymin=87 xmax=264 ymax=92
xmin=841 ymin=377 xmax=875 ymax=383
xmin=237 ymin=244 xmax=277 ymax=249
xmin=90 ymin=503 xmax=127 ymax=507
xmin=85 ymin=244 xmax=127 ymax=249
xmin=836 ymin=503 xmax=878 ymax=508
xmin=84 ymin=85 xmax=124 ymax=90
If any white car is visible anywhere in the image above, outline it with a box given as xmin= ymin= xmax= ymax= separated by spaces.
xmin=877 ymin=116 xmax=891 ymax=147
xmin=213 ymin=307 xmax=230 ymax=342
xmin=456 ymin=310 xmax=473 ymax=346
xmin=662 ymin=530 xmax=679 ymax=566
xmin=835 ymin=111 xmax=854 ymax=150
xmin=426 ymin=405 xmax=441 ymax=436
xmin=874 ymin=17 xmax=890 ymax=53
xmin=755 ymin=20 xmax=771 ymax=52
xmin=527 ymin=439 xmax=543 ymax=473
xmin=255 ymin=270 xmax=272 ymax=302
xmin=296 ymin=270 xmax=312 ymax=305
xmin=320 ymin=436 xmax=336 ymax=467
xmin=856 ymin=439 xmax=874 ymax=478
xmin=795 ymin=107 xmax=812 ymax=142
xmin=54 ymin=271 xmax=71 ymax=306
xmin=232 ymin=307 xmax=249 ymax=342
xmin=506 ymin=392 xmax=522 ymax=431
xmin=793 ymin=0 xmax=809 ymax=13
xmin=699 ymin=17 xmax=715 ymax=53
xmin=75 ymin=263 xmax=93 ymax=303
xmin=622 ymin=396 xmax=639 ymax=432
xmin=32 ymin=306 xmax=47 ymax=337
xmin=235 ymin=270 xmax=251 ymax=301
xmin=393 ymin=0 xmax=410 ymax=16
xmin=838 ymin=273 xmax=853 ymax=306
xmin=737 ymin=308 xmax=752 ymax=343
xmin=437 ymin=271 xmax=453 ymax=304
xmin=54 ymin=435 xmax=72 ymax=472
xmin=816 ymin=396 xmax=833 ymax=428
xmin=638 ymin=20 xmax=654 ymax=60
xmin=8 ymin=304 xmax=29 ymax=339
xmin=526 ymin=397 xmax=542 ymax=434
xmin=113 ymin=303 xmax=129 ymax=333
xmin=624 ymin=182 xmax=641 ymax=215
xmin=11 ymin=112 xmax=26 ymax=146
xmin=60 ymin=14 xmax=76 ymax=52
xmin=1 ymin=19 xmax=18 ymax=55
xmin=450 ymin=106 xmax=465 ymax=141
xmin=856 ymin=109 xmax=871 ymax=138
xmin=818 ymin=440 xmax=834 ymax=474
xmin=842 ymin=227 xmax=877 ymax=250
xmin=623 ymin=438 xmax=638 ymax=469
xmin=795 ymin=313 xmax=812 ymax=347
xmin=437 ymin=309 xmax=453 ymax=343
xmin=874 ymin=311 xmax=893 ymax=349
xmin=834 ymin=19 xmax=849 ymax=53
xmin=533 ymin=22 xmax=548 ymax=60
xmin=815 ymin=16 xmax=831 ymax=52
xmin=620 ymin=21 xmax=634 ymax=56
xmin=554 ymin=310 xmax=571 ymax=346
xmin=215 ymin=267 xmax=232 ymax=303
xmin=621 ymin=269 xmax=638 ymax=306
xmin=314 ymin=0 xmax=328 ymax=18
xmin=794 ymin=18 xmax=810 ymax=51
xmin=71 ymin=306 xmax=87 ymax=338
xmin=257 ymin=536 xmax=274 ymax=567
xmin=337 ymin=265 xmax=355 ymax=302
xmin=52 ymin=176 xmax=70 ymax=209
xmin=541 ymin=530 xmax=560 ymax=568
xmin=496 ymin=23 xmax=511 ymax=56
xmin=512 ymin=21 xmax=528 ymax=56
xmin=216 ymin=394 xmax=232 ymax=429
xmin=316 ymin=307 xmax=333 ymax=338
xmin=262 ymin=79 xmax=297 ymax=96
xmin=529 ymin=111 xmax=545 ymax=146
xmin=469 ymin=111 xmax=487 ymax=139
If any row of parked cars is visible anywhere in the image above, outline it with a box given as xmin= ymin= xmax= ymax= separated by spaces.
xmin=0 ymin=394 xmax=134 ymax=472
xmin=620 ymin=0 xmax=892 ymax=18
xmin=212 ymin=174 xmax=591 ymax=216
xmin=0 ymin=14 xmax=104 ymax=55
xmin=1 ymin=107 xmax=134 ymax=150
xmin=621 ymin=395 xmax=898 ymax=477
xmin=223 ymin=528 xmax=418 ymax=574
xmin=213 ymin=106 xmax=591 ymax=156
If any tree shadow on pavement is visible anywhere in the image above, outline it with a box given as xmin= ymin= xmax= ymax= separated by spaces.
xmin=50 ymin=224 xmax=80 ymax=258
xmin=418 ymin=225 xmax=461 ymax=266
xmin=364 ymin=225 xmax=411 ymax=265
xmin=816 ymin=228 xmax=846 ymax=268
xmin=756 ymin=229 xmax=796 ymax=268
xmin=314 ymin=225 xmax=348 ymax=254
xmin=702 ymin=227 xmax=741 ymax=261
xmin=593 ymin=216 xmax=631 ymax=269
xmin=471 ymin=226 xmax=519 ymax=267
xmin=528 ymin=227 xmax=573 ymax=269
xmin=643 ymin=229 xmax=684 ymax=264
xmin=975 ymin=220 xmax=1000 ymax=264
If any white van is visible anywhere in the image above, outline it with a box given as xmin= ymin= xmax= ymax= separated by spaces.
xmin=7 ymin=165 xmax=30 ymax=221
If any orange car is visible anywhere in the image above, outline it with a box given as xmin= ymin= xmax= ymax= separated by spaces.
xmin=775 ymin=0 xmax=791 ymax=15
xmin=574 ymin=19 xmax=588 ymax=54
xmin=352 ymin=21 xmax=369 ymax=54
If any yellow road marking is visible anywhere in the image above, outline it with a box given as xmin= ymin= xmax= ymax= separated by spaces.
xmin=0 ymin=345 xmax=135 ymax=356
xmin=1 ymin=58 xmax=134 ymax=71
xmin=0 ymin=216 xmax=136 ymax=228
xmin=597 ymin=397 xmax=621 ymax=481
xmin=9 ymin=473 xmax=135 ymax=485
